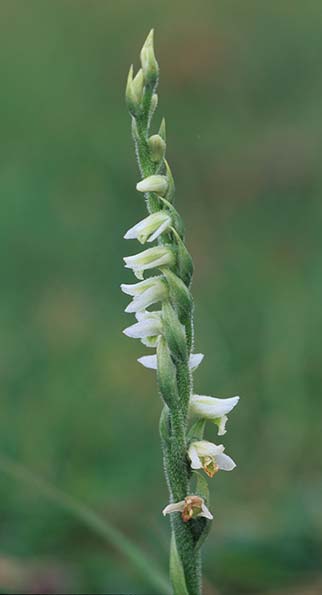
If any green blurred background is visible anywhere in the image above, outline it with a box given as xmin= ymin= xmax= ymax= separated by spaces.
xmin=0 ymin=1 xmax=322 ymax=593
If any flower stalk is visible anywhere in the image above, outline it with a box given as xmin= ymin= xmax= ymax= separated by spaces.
xmin=123 ymin=30 xmax=240 ymax=595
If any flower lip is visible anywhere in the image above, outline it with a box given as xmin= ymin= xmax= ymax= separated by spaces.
xmin=162 ymin=495 xmax=213 ymax=522
xmin=188 ymin=440 xmax=236 ymax=476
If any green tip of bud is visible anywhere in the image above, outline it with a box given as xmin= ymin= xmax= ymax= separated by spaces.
xmin=140 ymin=28 xmax=159 ymax=86
xmin=158 ymin=118 xmax=166 ymax=142
xmin=148 ymin=134 xmax=166 ymax=162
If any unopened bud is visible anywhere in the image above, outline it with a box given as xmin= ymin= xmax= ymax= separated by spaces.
xmin=148 ymin=134 xmax=166 ymax=162
xmin=125 ymin=65 xmax=144 ymax=116
xmin=140 ymin=29 xmax=159 ymax=86
xmin=132 ymin=68 xmax=144 ymax=101
xmin=136 ymin=174 xmax=168 ymax=196
xmin=150 ymin=93 xmax=158 ymax=116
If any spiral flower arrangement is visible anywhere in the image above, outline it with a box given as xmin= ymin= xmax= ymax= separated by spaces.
xmin=122 ymin=30 xmax=240 ymax=595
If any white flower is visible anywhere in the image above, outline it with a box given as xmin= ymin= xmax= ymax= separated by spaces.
xmin=162 ymin=495 xmax=213 ymax=522
xmin=124 ymin=211 xmax=171 ymax=244
xmin=121 ymin=277 xmax=168 ymax=313
xmin=123 ymin=311 xmax=162 ymax=347
xmin=136 ymin=174 xmax=168 ymax=196
xmin=188 ymin=440 xmax=236 ymax=477
xmin=189 ymin=394 xmax=240 ymax=436
xmin=124 ymin=246 xmax=175 ymax=280
xmin=137 ymin=352 xmax=204 ymax=371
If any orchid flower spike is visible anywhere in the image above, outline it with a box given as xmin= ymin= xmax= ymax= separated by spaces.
xmin=124 ymin=246 xmax=175 ymax=280
xmin=137 ymin=352 xmax=204 ymax=371
xmin=189 ymin=394 xmax=240 ymax=435
xmin=188 ymin=440 xmax=236 ymax=477
xmin=124 ymin=211 xmax=171 ymax=244
xmin=162 ymin=495 xmax=213 ymax=523
xmin=121 ymin=277 xmax=168 ymax=313
xmin=123 ymin=311 xmax=163 ymax=347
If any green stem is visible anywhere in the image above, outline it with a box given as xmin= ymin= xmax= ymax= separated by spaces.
xmin=129 ymin=61 xmax=203 ymax=595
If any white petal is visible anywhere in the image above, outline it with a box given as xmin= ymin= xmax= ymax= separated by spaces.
xmin=124 ymin=212 xmax=171 ymax=243
xmin=135 ymin=310 xmax=161 ymax=322
xmin=187 ymin=444 xmax=202 ymax=470
xmin=200 ymin=503 xmax=213 ymax=520
xmin=137 ymin=355 xmax=157 ymax=369
xmin=121 ymin=278 xmax=158 ymax=297
xmin=190 ymin=440 xmax=224 ymax=459
xmin=162 ymin=501 xmax=185 ymax=516
xmin=137 ymin=352 xmax=204 ymax=371
xmin=216 ymin=452 xmax=236 ymax=471
xmin=191 ymin=395 xmax=240 ymax=418
xmin=190 ymin=353 xmax=204 ymax=370
xmin=147 ymin=217 xmax=171 ymax=242
xmin=123 ymin=318 xmax=162 ymax=339
xmin=124 ymin=223 xmax=142 ymax=240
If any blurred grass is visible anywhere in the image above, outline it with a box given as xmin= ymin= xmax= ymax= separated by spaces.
xmin=0 ymin=1 xmax=322 ymax=593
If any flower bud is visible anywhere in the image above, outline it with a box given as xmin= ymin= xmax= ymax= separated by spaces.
xmin=148 ymin=134 xmax=166 ymax=163
xmin=136 ymin=175 xmax=168 ymax=196
xmin=125 ymin=65 xmax=144 ymax=116
xmin=140 ymin=29 xmax=159 ymax=86
xmin=150 ymin=93 xmax=158 ymax=117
